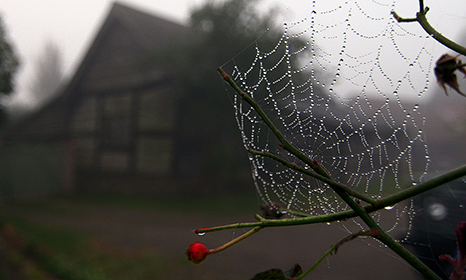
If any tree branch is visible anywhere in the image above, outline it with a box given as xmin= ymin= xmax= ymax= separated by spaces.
xmin=215 ymin=44 xmax=466 ymax=277
xmin=248 ymin=148 xmax=378 ymax=205
xmin=217 ymin=67 xmax=331 ymax=180
xmin=391 ymin=3 xmax=466 ymax=56
xmin=195 ymin=164 xmax=466 ymax=234
xmin=296 ymin=229 xmax=381 ymax=280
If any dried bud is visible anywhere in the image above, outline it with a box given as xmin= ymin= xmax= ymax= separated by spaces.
xmin=440 ymin=221 xmax=466 ymax=279
xmin=186 ymin=242 xmax=209 ymax=264
xmin=434 ymin=54 xmax=466 ymax=97
xmin=285 ymin=263 xmax=303 ymax=277
xmin=455 ymin=221 xmax=466 ymax=260
xmin=260 ymin=202 xmax=285 ymax=219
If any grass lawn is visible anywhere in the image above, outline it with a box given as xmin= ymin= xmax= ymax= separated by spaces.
xmin=0 ymin=192 xmax=259 ymax=280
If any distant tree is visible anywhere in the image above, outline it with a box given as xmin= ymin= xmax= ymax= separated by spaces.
xmin=160 ymin=0 xmax=325 ymax=194
xmin=29 ymin=41 xmax=63 ymax=105
xmin=0 ymin=16 xmax=20 ymax=125
xmin=185 ymin=0 xmax=281 ymax=89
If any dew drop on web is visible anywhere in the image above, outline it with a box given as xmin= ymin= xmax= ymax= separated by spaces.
xmin=221 ymin=0 xmax=435 ymax=262
xmin=384 ymin=204 xmax=396 ymax=211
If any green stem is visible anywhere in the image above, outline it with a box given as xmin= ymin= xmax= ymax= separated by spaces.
xmin=296 ymin=230 xmax=381 ymax=280
xmin=217 ymin=68 xmax=330 ymax=179
xmin=248 ymin=148 xmax=378 ymax=205
xmin=207 ymin=226 xmax=263 ymax=255
xmin=315 ymin=190 xmax=438 ymax=279
xmin=416 ymin=8 xmax=466 ymax=56
xmin=218 ymin=66 xmax=379 ymax=232
xmin=376 ymin=231 xmax=440 ymax=280
xmin=376 ymin=164 xmax=466 ymax=207
xmin=217 ymin=65 xmax=463 ymax=278
xmin=391 ymin=2 xmax=466 ymax=56
xmin=418 ymin=0 xmax=424 ymax=13
xmin=296 ymin=244 xmax=335 ymax=280
xmin=196 ymin=164 xmax=466 ymax=234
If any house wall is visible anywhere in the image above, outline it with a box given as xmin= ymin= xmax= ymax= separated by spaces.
xmin=71 ymin=86 xmax=178 ymax=173
xmin=65 ymin=15 xmax=181 ymax=196
xmin=0 ymin=4 xmax=255 ymax=197
xmin=0 ymin=141 xmax=75 ymax=198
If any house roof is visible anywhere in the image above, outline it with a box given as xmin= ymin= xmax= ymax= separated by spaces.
xmin=70 ymin=2 xmax=192 ymax=91
xmin=1 ymin=2 xmax=192 ymax=142
xmin=108 ymin=2 xmax=191 ymax=51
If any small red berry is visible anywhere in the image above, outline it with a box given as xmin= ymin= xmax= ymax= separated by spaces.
xmin=186 ymin=242 xmax=209 ymax=264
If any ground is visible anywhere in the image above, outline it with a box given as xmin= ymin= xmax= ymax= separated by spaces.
xmin=1 ymin=195 xmax=428 ymax=279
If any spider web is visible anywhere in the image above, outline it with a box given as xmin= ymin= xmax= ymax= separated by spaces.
xmin=221 ymin=0 xmax=435 ymax=237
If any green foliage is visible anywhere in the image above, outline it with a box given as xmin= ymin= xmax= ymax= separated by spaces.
xmin=156 ymin=0 xmax=328 ymax=193
xmin=188 ymin=0 xmax=279 ymax=73
xmin=1 ymin=202 xmax=169 ymax=280
xmin=159 ymin=0 xmax=285 ymax=193
xmin=0 ymin=17 xmax=19 ymax=95
xmin=250 ymin=264 xmax=302 ymax=280
xmin=0 ymin=16 xmax=20 ymax=125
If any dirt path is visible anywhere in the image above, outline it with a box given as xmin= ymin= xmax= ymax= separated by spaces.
xmin=3 ymin=198 xmax=425 ymax=280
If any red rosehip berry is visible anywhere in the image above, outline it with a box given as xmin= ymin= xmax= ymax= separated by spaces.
xmin=186 ymin=242 xmax=209 ymax=264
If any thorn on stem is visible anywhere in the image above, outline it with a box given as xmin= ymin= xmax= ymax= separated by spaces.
xmin=391 ymin=11 xmax=401 ymax=22
xmin=370 ymin=229 xmax=381 ymax=238
xmin=333 ymin=229 xmax=381 ymax=255
xmin=217 ymin=67 xmax=230 ymax=81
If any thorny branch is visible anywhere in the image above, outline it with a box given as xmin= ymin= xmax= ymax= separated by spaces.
xmin=391 ymin=0 xmax=466 ymax=56
xmin=195 ymin=67 xmax=452 ymax=280
xmin=294 ymin=229 xmax=381 ymax=280
xmin=188 ymin=6 xmax=466 ymax=275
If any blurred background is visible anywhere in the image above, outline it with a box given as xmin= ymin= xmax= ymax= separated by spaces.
xmin=0 ymin=0 xmax=466 ymax=279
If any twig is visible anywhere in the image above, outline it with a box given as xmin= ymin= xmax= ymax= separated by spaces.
xmin=217 ymin=66 xmax=452 ymax=279
xmin=295 ymin=229 xmax=381 ymax=280
xmin=248 ymin=148 xmax=378 ymax=206
xmin=391 ymin=1 xmax=466 ymax=56
xmin=217 ymin=67 xmax=331 ymax=180
xmin=195 ymin=164 xmax=466 ymax=234
xmin=208 ymin=226 xmax=263 ymax=255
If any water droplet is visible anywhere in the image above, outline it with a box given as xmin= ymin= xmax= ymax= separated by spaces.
xmin=384 ymin=204 xmax=396 ymax=210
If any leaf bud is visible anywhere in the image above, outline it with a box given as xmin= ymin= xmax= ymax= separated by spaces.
xmin=260 ymin=202 xmax=285 ymax=219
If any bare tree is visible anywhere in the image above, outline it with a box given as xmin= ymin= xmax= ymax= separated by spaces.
xmin=29 ymin=41 xmax=63 ymax=105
